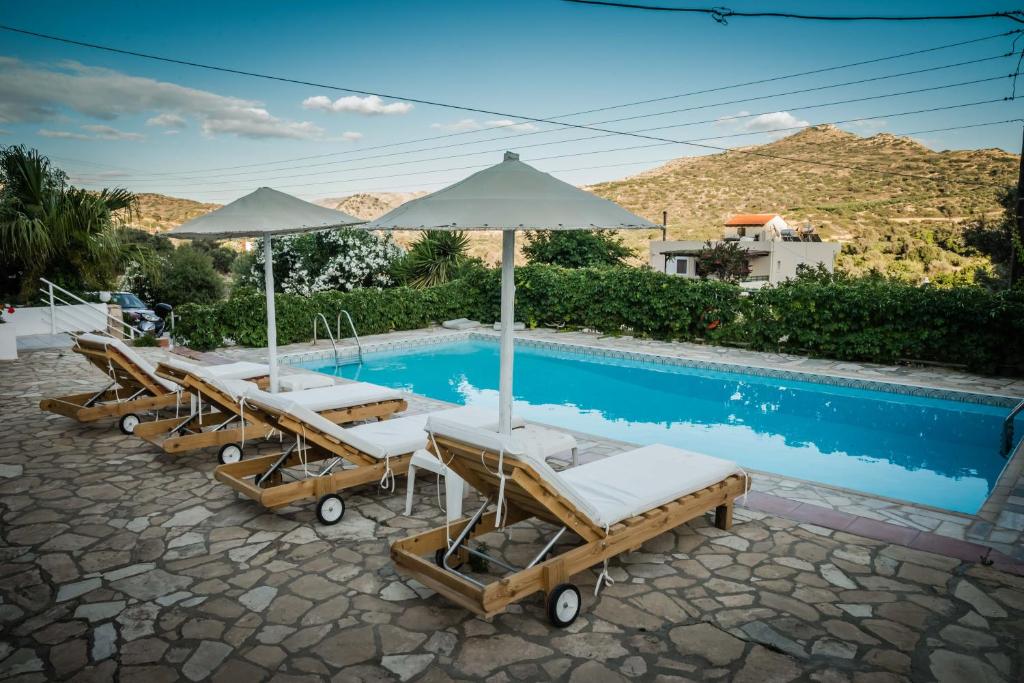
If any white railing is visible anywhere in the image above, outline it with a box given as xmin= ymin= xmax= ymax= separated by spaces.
xmin=39 ymin=278 xmax=137 ymax=339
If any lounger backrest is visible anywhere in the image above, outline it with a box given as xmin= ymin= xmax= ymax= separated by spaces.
xmin=77 ymin=333 xmax=176 ymax=392
xmin=241 ymin=387 xmax=377 ymax=452
xmin=426 ymin=416 xmax=605 ymax=536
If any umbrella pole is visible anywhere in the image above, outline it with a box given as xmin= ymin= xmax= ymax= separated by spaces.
xmin=498 ymin=229 xmax=515 ymax=435
xmin=264 ymin=234 xmax=279 ymax=393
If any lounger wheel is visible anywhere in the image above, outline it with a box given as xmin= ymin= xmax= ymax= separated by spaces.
xmin=546 ymin=583 xmax=581 ymax=628
xmin=316 ymin=494 xmax=346 ymax=525
xmin=218 ymin=443 xmax=243 ymax=465
xmin=118 ymin=413 xmax=141 ymax=435
xmin=434 ymin=548 xmax=465 ymax=571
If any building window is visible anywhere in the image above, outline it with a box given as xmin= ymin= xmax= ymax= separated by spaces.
xmin=675 ymin=258 xmax=688 ymax=275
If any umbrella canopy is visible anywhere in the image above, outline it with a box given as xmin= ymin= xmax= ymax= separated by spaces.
xmin=170 ymin=187 xmax=364 ymax=391
xmin=367 ymin=152 xmax=657 ymax=434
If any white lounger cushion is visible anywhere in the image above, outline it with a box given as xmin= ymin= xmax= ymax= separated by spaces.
xmin=244 ymin=386 xmax=525 ymax=460
xmin=161 ymin=356 xmax=269 ymax=381
xmin=79 ymin=333 xmax=177 ymax=392
xmin=204 ymin=376 xmax=401 ymax=414
xmin=559 ymin=445 xmax=742 ymax=527
xmin=425 ymin=417 xmax=743 ymax=528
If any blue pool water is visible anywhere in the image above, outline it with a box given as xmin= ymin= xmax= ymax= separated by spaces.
xmin=301 ymin=340 xmax=1022 ymax=513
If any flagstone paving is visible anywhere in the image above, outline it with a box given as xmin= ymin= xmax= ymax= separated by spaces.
xmin=1 ymin=347 xmax=1023 ymax=681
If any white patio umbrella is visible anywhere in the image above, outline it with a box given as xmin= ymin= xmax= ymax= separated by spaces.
xmin=366 ymin=152 xmax=657 ymax=434
xmin=169 ymin=187 xmax=364 ymax=392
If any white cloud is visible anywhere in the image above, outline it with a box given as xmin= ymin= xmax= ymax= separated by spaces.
xmin=742 ymin=111 xmax=810 ymax=132
xmin=146 ymin=112 xmax=186 ymax=128
xmin=0 ymin=129 xmax=10 ymax=136
xmin=484 ymin=119 xmax=538 ymax=132
xmin=430 ymin=118 xmax=537 ymax=133
xmin=38 ymin=124 xmax=143 ymax=141
xmin=844 ymin=118 xmax=888 ymax=133
xmin=302 ymin=94 xmax=413 ymax=116
xmin=431 ymin=118 xmax=481 ymax=132
xmin=38 ymin=128 xmax=92 ymax=140
xmin=339 ymin=131 xmax=363 ymax=141
xmin=0 ymin=56 xmax=324 ymax=140
xmin=81 ymin=124 xmax=144 ymax=141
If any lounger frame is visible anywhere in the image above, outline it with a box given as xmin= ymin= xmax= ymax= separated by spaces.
xmin=391 ymin=433 xmax=748 ymax=619
xmin=134 ymin=363 xmax=405 ymax=457
xmin=213 ymin=395 xmax=410 ymax=512
xmin=39 ymin=335 xmax=181 ymax=423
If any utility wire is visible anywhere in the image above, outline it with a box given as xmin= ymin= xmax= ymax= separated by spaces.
xmin=68 ymin=73 xmax=1014 ymax=186
xmin=69 ymin=51 xmax=1012 ymax=182
xmin=562 ymin=1 xmax=1024 ymax=24
xmin=4 ymin=23 xmax=1018 ymax=191
xmin=47 ymin=28 xmax=1022 ymax=178
xmin=107 ymin=115 xmax=1020 ymax=197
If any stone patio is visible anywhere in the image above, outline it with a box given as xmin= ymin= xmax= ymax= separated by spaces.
xmin=1 ymin=344 xmax=1022 ymax=681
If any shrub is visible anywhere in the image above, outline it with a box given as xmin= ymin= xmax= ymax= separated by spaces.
xmin=174 ymin=264 xmax=1024 ymax=374
xmin=122 ymin=245 xmax=224 ymax=307
xmin=522 ymin=230 xmax=635 ymax=268
xmin=235 ymin=229 xmax=403 ymax=295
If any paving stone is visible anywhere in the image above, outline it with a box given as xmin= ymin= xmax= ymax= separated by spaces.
xmin=454 ymin=635 xmax=553 ymax=677
xmin=116 ymin=601 xmax=161 ymax=641
xmin=669 ymin=623 xmax=745 ymax=666
xmin=953 ymin=580 xmax=1008 ymax=618
xmin=91 ymin=622 xmax=117 ymax=661
xmin=110 ymin=568 xmax=193 ymax=601
xmin=73 ymin=600 xmax=126 ymax=623
xmin=741 ymin=621 xmax=807 ymax=659
xmin=930 ymin=649 xmax=1006 ymax=683
xmin=182 ymin=641 xmax=233 ymax=681
xmin=381 ymin=654 xmax=435 ymax=681
xmin=239 ymin=586 xmax=277 ymax=613
xmin=733 ymin=645 xmax=801 ymax=683
xmin=162 ymin=506 xmax=214 ymax=528
xmin=551 ymin=633 xmax=629 ymax=660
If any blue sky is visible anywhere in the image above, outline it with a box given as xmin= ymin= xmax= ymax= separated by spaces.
xmin=1 ymin=0 xmax=1021 ymax=203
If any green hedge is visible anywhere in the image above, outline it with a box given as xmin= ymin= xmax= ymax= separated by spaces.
xmin=174 ymin=265 xmax=1024 ymax=374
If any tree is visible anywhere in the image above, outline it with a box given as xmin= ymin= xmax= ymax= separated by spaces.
xmin=0 ymin=145 xmax=138 ymax=300
xmin=120 ymin=245 xmax=225 ymax=307
xmin=695 ymin=240 xmax=751 ymax=283
xmin=392 ymin=231 xmax=474 ymax=288
xmin=959 ymin=188 xmax=1021 ymax=286
xmin=235 ymin=228 xmax=404 ymax=295
xmin=522 ymin=230 xmax=636 ymax=268
xmin=190 ymin=239 xmax=238 ymax=274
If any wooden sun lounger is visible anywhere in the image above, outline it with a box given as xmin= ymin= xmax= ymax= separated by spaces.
xmin=39 ymin=334 xmax=182 ymax=432
xmin=133 ymin=362 xmax=406 ymax=464
xmin=213 ymin=394 xmax=411 ymax=524
xmin=391 ymin=430 xmax=748 ymax=626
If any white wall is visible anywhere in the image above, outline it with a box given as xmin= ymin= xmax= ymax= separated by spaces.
xmin=6 ymin=303 xmax=109 ymax=336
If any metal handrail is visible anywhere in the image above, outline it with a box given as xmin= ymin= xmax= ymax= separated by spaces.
xmin=338 ymin=310 xmax=363 ymax=364
xmin=1001 ymin=398 xmax=1024 ymax=457
xmin=38 ymin=279 xmax=137 ymax=339
xmin=312 ymin=313 xmax=340 ymax=366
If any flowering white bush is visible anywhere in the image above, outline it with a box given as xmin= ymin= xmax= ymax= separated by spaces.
xmin=239 ymin=229 xmax=404 ymax=295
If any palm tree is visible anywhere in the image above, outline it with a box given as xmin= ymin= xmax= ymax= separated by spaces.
xmin=0 ymin=145 xmax=138 ymax=299
xmin=395 ymin=230 xmax=471 ymax=288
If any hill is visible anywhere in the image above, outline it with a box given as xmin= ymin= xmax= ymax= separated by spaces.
xmin=587 ymin=124 xmax=1018 ymax=278
xmin=129 ymin=193 xmax=222 ymax=233
xmin=313 ymin=191 xmax=426 ymax=220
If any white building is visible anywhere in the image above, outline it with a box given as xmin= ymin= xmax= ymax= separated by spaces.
xmin=649 ymin=214 xmax=840 ymax=288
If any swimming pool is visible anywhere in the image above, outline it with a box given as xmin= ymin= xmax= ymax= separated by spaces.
xmin=299 ymin=338 xmax=1022 ymax=514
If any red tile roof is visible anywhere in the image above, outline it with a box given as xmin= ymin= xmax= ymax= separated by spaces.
xmin=725 ymin=214 xmax=778 ymax=226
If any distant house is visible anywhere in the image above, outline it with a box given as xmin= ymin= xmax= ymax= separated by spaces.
xmin=649 ymin=214 xmax=840 ymax=288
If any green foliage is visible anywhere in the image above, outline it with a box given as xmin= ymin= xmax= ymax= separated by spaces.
xmin=522 ymin=230 xmax=635 ymax=268
xmin=190 ymin=240 xmax=238 ymax=274
xmin=175 ymin=264 xmax=1024 ymax=374
xmin=121 ymin=245 xmax=224 ymax=307
xmin=0 ymin=145 xmax=138 ymax=301
xmin=132 ymin=333 xmax=160 ymax=347
xmin=392 ymin=231 xmax=473 ymax=288
xmin=695 ymin=240 xmax=752 ymax=282
xmin=234 ymin=229 xmax=403 ymax=295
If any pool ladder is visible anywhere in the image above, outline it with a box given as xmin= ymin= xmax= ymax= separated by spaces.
xmin=1001 ymin=398 xmax=1024 ymax=458
xmin=312 ymin=310 xmax=363 ymax=367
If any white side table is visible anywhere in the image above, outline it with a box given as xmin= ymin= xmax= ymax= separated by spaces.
xmin=404 ymin=449 xmax=465 ymax=522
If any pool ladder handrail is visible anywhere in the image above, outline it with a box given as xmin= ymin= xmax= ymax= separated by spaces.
xmin=1001 ymin=398 xmax=1024 ymax=457
xmin=312 ymin=311 xmax=362 ymax=366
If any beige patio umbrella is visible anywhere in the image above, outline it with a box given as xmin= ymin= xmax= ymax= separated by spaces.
xmin=366 ymin=152 xmax=657 ymax=434
xmin=169 ymin=187 xmax=364 ymax=391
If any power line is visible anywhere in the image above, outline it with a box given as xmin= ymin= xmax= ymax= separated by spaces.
xmin=112 ymin=116 xmax=1020 ymax=199
xmin=68 ymin=74 xmax=1015 ymax=187
xmin=562 ymin=1 xmax=1024 ymax=24
xmin=4 ymin=23 xmax=1018 ymax=193
xmin=48 ymin=29 xmax=1023 ymax=178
